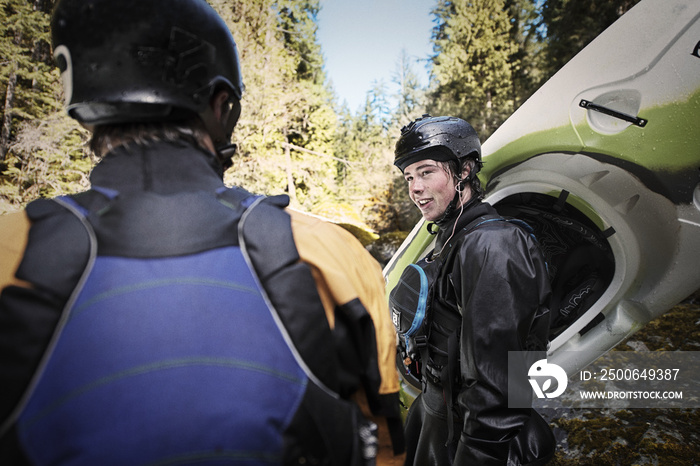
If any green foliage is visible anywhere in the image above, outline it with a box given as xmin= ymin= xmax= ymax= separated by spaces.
xmin=1 ymin=0 xmax=58 ymax=159
xmin=331 ymin=103 xmax=392 ymax=231
xmin=428 ymin=0 xmax=517 ymax=139
xmin=1 ymin=0 xmax=72 ymax=212
xmin=0 ymin=109 xmax=90 ymax=212
xmin=539 ymin=0 xmax=642 ymax=79
xmin=0 ymin=0 xmax=643 ymax=236
xmin=210 ymin=0 xmax=339 ymax=213
xmin=505 ymin=0 xmax=545 ymax=108
xmin=392 ymin=49 xmax=428 ymax=127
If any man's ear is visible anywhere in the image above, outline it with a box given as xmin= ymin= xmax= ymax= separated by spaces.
xmin=209 ymin=90 xmax=241 ymax=142
xmin=211 ymin=90 xmax=230 ymax=121
xmin=225 ymin=98 xmax=241 ymax=136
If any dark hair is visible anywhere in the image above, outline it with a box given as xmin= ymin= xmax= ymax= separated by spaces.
xmin=90 ymin=118 xmax=211 ymax=159
xmin=441 ymin=158 xmax=484 ymax=199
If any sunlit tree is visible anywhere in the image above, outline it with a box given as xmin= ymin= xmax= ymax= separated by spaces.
xmin=428 ymin=0 xmax=517 ymax=138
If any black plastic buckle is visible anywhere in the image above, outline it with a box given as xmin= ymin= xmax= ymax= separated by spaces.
xmin=414 ymin=335 xmax=428 ymax=348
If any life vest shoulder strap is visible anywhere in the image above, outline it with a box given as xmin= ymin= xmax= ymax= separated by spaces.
xmin=226 ymin=192 xmax=342 ymax=392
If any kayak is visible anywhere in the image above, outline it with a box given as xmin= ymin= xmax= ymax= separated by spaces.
xmin=385 ymin=0 xmax=700 ymax=403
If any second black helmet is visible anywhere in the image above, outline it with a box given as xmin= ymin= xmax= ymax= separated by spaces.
xmin=394 ymin=115 xmax=481 ymax=172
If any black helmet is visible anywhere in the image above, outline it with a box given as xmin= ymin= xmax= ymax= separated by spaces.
xmin=51 ymin=0 xmax=243 ymax=126
xmin=394 ymin=115 xmax=481 ymax=172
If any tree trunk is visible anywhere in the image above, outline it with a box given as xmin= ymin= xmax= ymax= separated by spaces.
xmin=1 ymin=63 xmax=18 ymax=162
xmin=283 ymin=130 xmax=297 ymax=204
xmin=1 ymin=25 xmax=23 ymax=162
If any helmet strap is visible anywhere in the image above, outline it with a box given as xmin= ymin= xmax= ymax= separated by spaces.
xmin=199 ymin=93 xmax=241 ymax=172
xmin=435 ymin=190 xmax=477 ymax=227
xmin=435 ymin=192 xmax=462 ymax=225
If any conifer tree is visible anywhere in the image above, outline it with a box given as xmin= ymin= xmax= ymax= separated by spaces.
xmin=392 ymin=49 xmax=427 ymax=126
xmin=539 ymin=0 xmax=641 ymax=79
xmin=0 ymin=110 xmax=90 ymax=212
xmin=0 ymin=0 xmax=644 ymax=230
xmin=0 ymin=0 xmax=88 ymax=212
xmin=1 ymin=0 xmax=58 ymax=161
xmin=211 ymin=0 xmax=337 ymax=211
xmin=505 ymin=0 xmax=544 ymax=108
xmin=428 ymin=0 xmax=517 ymax=138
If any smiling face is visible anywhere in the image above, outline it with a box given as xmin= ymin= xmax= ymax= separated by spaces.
xmin=403 ymin=158 xmax=471 ymax=221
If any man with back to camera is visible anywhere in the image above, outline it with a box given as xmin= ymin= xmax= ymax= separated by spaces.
xmin=389 ymin=115 xmax=555 ymax=465
xmin=0 ymin=0 xmax=405 ymax=464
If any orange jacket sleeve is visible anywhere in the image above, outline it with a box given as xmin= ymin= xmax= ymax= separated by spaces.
xmin=0 ymin=212 xmax=31 ymax=291
xmin=288 ymin=209 xmax=399 ymax=397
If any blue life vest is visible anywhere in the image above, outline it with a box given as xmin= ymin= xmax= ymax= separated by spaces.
xmin=14 ymin=189 xmax=366 ymax=466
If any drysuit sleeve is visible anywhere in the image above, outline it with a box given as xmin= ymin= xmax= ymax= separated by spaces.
xmin=451 ymin=224 xmax=550 ymax=465
xmin=288 ymin=209 xmax=405 ymax=458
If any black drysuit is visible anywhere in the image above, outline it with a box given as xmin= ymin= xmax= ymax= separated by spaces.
xmin=403 ymin=201 xmax=555 ymax=465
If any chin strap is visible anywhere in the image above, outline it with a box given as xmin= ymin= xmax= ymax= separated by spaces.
xmin=200 ymin=94 xmax=241 ymax=175
xmin=439 ymin=192 xmax=463 ymax=224
xmin=427 ymin=191 xmax=465 ymax=235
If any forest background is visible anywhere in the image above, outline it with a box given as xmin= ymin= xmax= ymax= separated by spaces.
xmin=0 ymin=0 xmax=641 ymax=262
